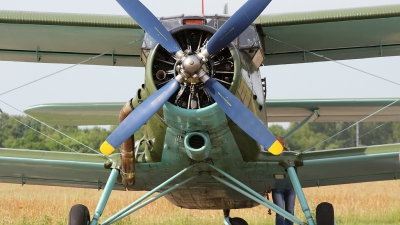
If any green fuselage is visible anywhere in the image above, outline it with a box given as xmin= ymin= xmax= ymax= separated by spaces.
xmin=129 ymin=42 xmax=274 ymax=209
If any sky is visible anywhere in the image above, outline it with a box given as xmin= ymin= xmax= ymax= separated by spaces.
xmin=1 ymin=0 xmax=400 ymax=117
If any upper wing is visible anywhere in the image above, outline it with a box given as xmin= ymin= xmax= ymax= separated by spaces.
xmin=257 ymin=4 xmax=400 ymax=65
xmin=266 ymin=99 xmax=400 ymax=122
xmin=3 ymin=4 xmax=400 ymax=67
xmin=0 ymin=11 xmax=143 ymax=66
xmin=23 ymin=98 xmax=400 ymax=125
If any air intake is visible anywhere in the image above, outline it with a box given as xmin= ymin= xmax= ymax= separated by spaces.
xmin=188 ymin=135 xmax=205 ymax=149
xmin=184 ymin=132 xmax=211 ymax=161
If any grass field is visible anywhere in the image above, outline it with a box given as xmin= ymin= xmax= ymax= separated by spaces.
xmin=1 ymin=180 xmax=399 ymax=224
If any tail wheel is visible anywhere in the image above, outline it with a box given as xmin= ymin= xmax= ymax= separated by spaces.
xmin=68 ymin=204 xmax=90 ymax=225
xmin=316 ymin=202 xmax=335 ymax=225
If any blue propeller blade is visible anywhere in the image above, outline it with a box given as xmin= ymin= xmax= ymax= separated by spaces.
xmin=100 ymin=79 xmax=180 ymax=155
xmin=204 ymin=79 xmax=283 ymax=155
xmin=206 ymin=0 xmax=272 ymax=55
xmin=117 ymin=0 xmax=182 ymax=54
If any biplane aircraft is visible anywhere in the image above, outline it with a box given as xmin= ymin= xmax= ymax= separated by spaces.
xmin=1 ymin=0 xmax=400 ymax=224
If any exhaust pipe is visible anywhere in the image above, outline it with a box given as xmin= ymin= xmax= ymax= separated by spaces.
xmin=119 ymin=99 xmax=135 ymax=188
xmin=184 ymin=132 xmax=211 ymax=161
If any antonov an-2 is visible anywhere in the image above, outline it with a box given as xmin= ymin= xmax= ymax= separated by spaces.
xmin=1 ymin=0 xmax=400 ymax=224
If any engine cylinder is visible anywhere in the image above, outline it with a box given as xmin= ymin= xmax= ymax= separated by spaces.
xmin=146 ymin=24 xmax=237 ymax=110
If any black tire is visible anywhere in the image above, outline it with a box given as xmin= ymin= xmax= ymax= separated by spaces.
xmin=316 ymin=202 xmax=334 ymax=225
xmin=229 ymin=217 xmax=248 ymax=225
xmin=68 ymin=204 xmax=90 ymax=225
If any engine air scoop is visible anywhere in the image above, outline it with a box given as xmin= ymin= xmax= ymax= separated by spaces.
xmin=184 ymin=132 xmax=211 ymax=161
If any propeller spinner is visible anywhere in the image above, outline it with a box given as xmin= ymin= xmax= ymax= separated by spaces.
xmin=100 ymin=0 xmax=282 ymax=156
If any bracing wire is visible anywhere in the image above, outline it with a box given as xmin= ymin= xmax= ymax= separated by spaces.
xmin=0 ymin=99 xmax=108 ymax=159
xmin=266 ymin=36 xmax=400 ymax=153
xmin=12 ymin=117 xmax=79 ymax=154
xmin=0 ymin=37 xmax=144 ymax=158
xmin=300 ymin=99 xmax=399 ymax=154
xmin=341 ymin=113 xmax=400 ymax=148
xmin=0 ymin=37 xmax=143 ymax=97
xmin=267 ymin=36 xmax=400 ymax=87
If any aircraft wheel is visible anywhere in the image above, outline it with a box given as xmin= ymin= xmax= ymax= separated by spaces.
xmin=316 ymin=202 xmax=335 ymax=225
xmin=229 ymin=217 xmax=248 ymax=225
xmin=68 ymin=204 xmax=90 ymax=225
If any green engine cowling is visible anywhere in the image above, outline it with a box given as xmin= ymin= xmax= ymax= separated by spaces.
xmin=135 ymin=16 xmax=268 ymax=162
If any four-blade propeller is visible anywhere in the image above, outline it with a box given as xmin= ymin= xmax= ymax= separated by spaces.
xmin=100 ymin=0 xmax=283 ymax=156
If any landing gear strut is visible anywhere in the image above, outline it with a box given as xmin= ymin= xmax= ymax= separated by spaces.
xmin=68 ymin=160 xmax=333 ymax=224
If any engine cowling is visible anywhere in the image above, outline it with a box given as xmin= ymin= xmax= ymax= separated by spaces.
xmin=142 ymin=20 xmax=237 ymax=110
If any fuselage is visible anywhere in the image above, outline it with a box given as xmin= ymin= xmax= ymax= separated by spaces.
xmin=130 ymin=15 xmax=273 ymax=209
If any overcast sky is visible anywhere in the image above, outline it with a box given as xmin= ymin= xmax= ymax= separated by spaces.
xmin=1 ymin=0 xmax=400 ymax=116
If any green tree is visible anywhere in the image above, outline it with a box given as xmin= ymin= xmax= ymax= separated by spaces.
xmin=1 ymin=113 xmax=399 ymax=154
xmin=268 ymin=124 xmax=286 ymax=137
xmin=0 ymin=113 xmax=112 ymax=153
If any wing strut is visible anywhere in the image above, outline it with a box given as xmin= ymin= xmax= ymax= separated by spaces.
xmin=283 ymin=109 xmax=319 ymax=139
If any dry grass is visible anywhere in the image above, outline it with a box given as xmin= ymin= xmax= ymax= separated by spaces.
xmin=1 ymin=180 xmax=399 ymax=224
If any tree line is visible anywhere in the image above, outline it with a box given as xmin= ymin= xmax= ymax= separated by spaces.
xmin=269 ymin=121 xmax=400 ymax=151
xmin=0 ymin=113 xmax=113 ymax=153
xmin=1 ymin=113 xmax=399 ymax=153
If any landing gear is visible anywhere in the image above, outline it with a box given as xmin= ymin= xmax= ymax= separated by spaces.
xmin=222 ymin=209 xmax=248 ymax=225
xmin=68 ymin=204 xmax=90 ymax=225
xmin=316 ymin=202 xmax=335 ymax=225
xmin=229 ymin=217 xmax=248 ymax=225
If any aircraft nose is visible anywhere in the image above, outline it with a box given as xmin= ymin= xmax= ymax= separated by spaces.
xmin=181 ymin=55 xmax=201 ymax=76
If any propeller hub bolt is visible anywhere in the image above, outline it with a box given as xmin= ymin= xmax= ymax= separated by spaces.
xmin=181 ymin=55 xmax=201 ymax=76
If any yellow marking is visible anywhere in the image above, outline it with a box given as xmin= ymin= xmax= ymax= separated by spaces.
xmin=151 ymin=91 xmax=166 ymax=105
xmin=218 ymin=92 xmax=231 ymax=106
xmin=268 ymin=140 xmax=284 ymax=155
xmin=100 ymin=141 xmax=115 ymax=155
xmin=155 ymin=27 xmax=168 ymax=41
xmin=219 ymin=27 xmax=235 ymax=41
